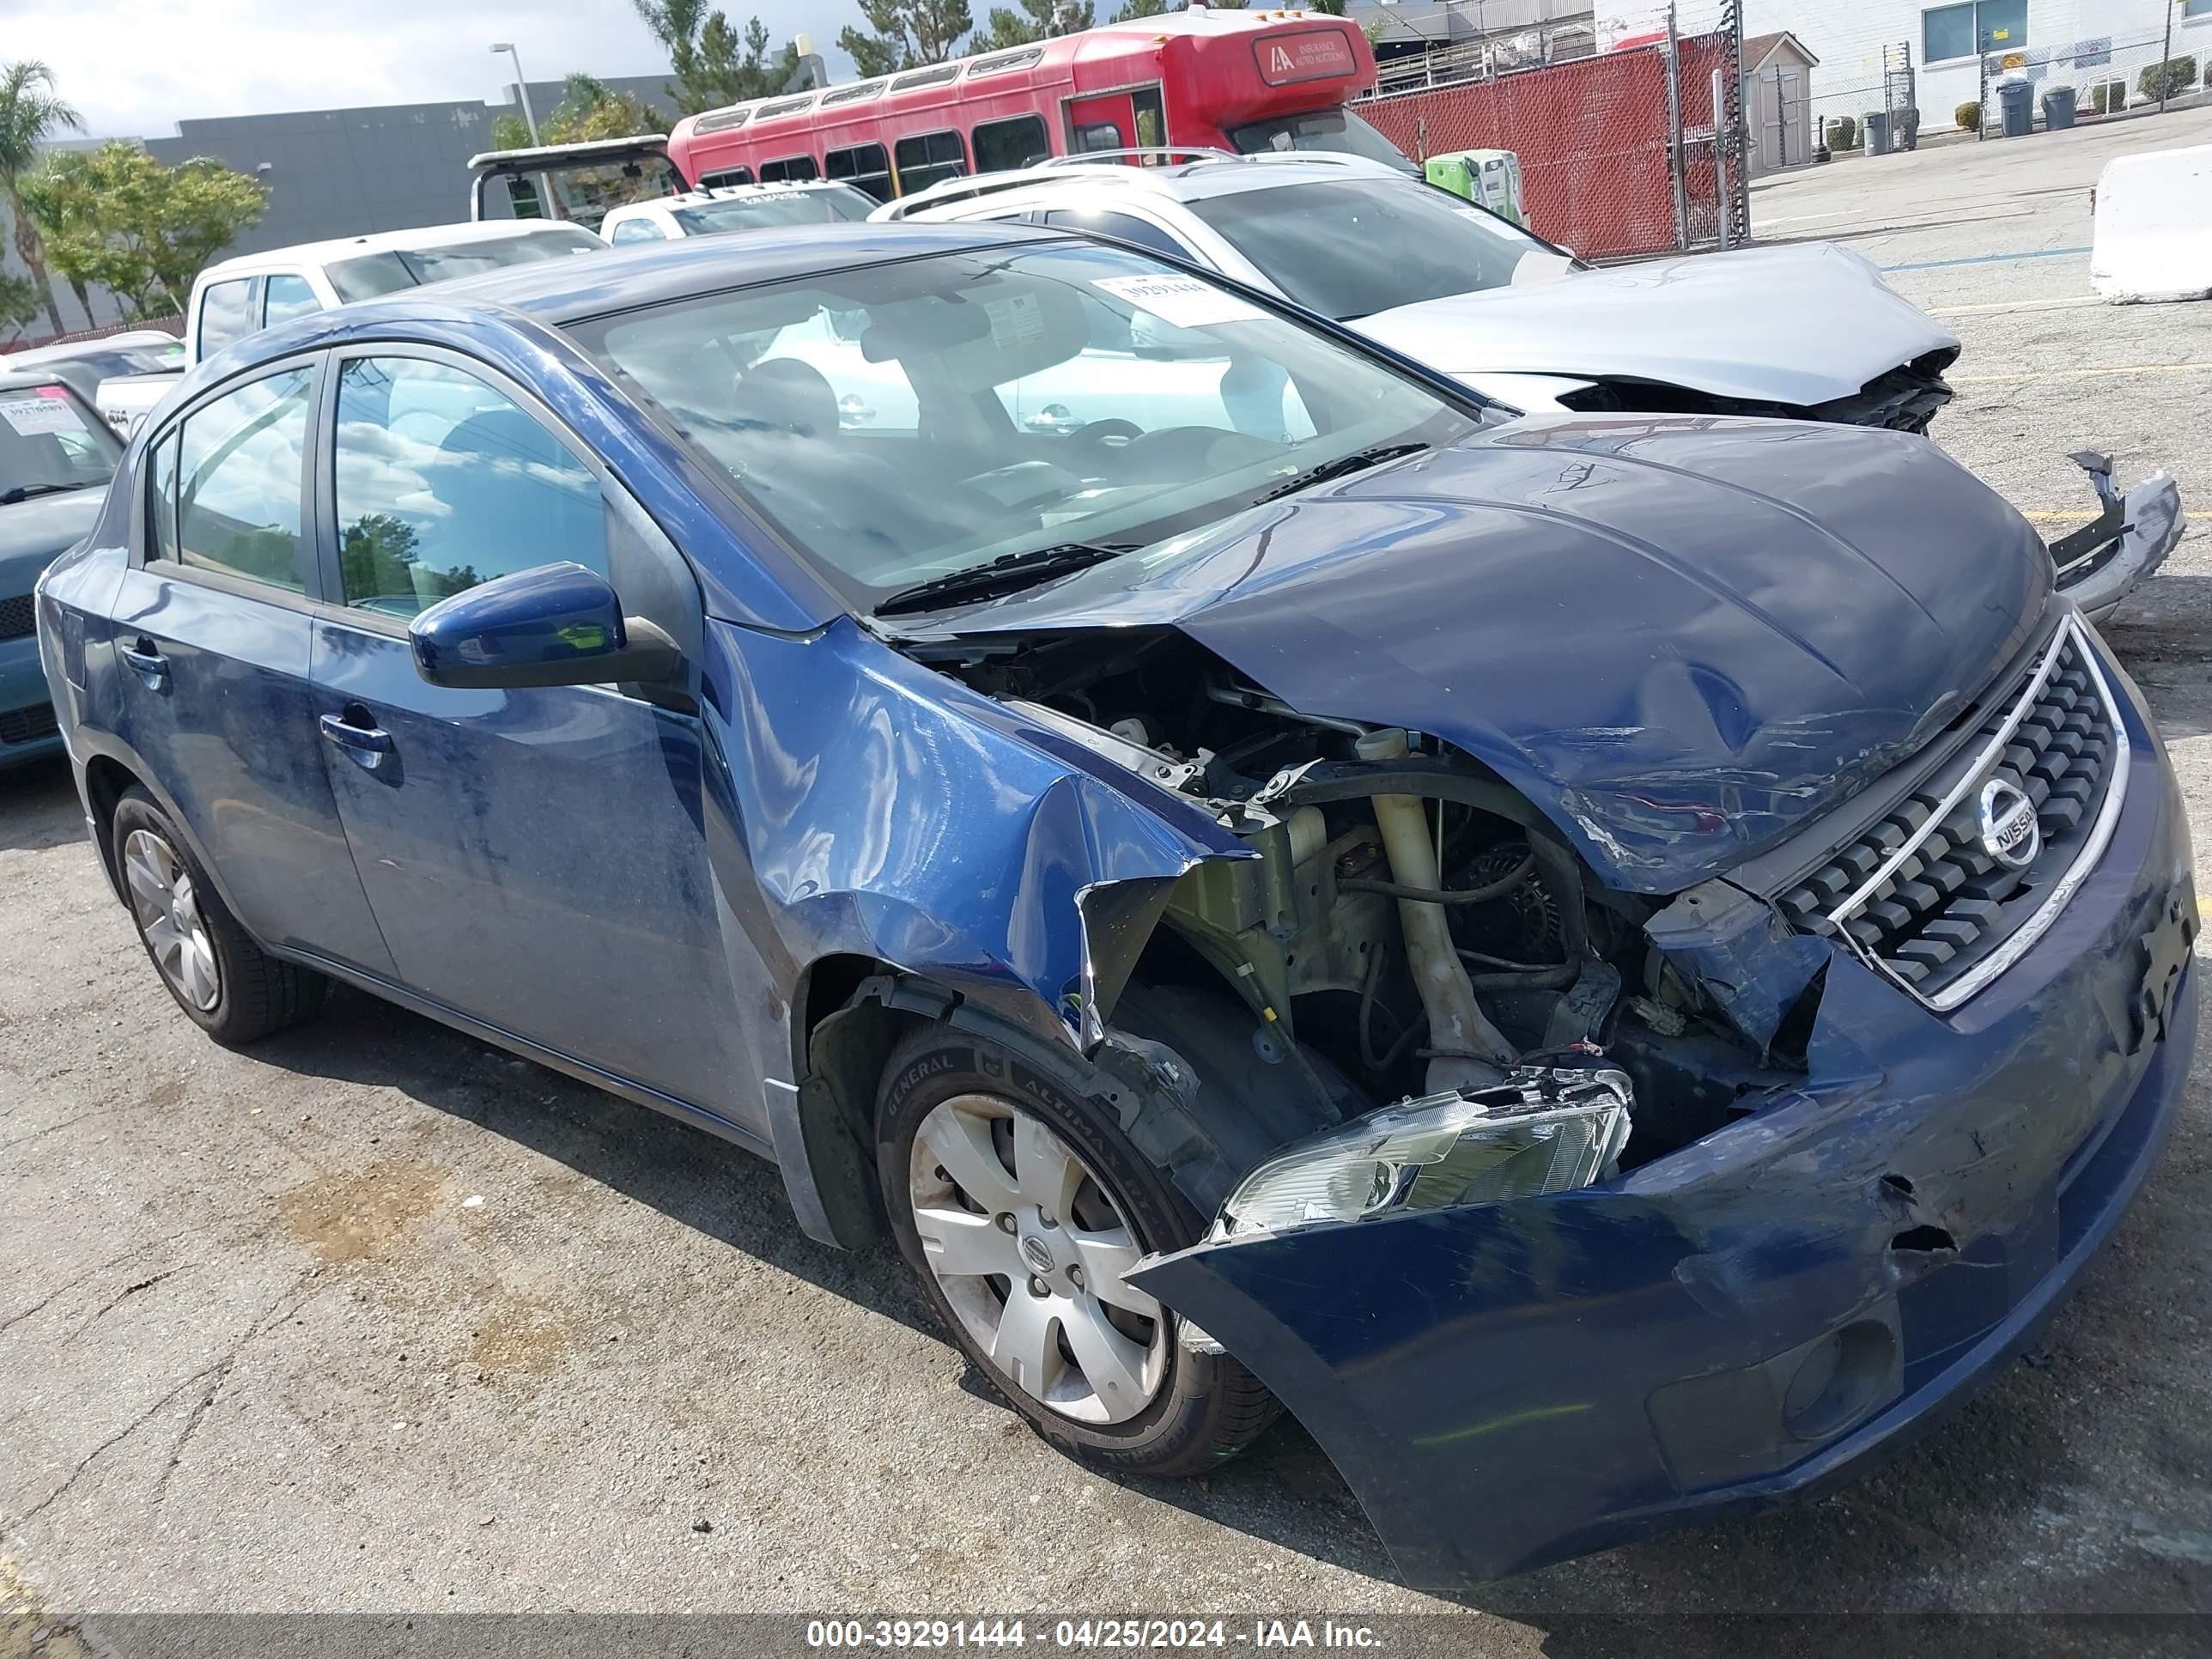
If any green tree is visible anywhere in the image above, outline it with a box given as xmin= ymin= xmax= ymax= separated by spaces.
xmin=492 ymin=76 xmax=666 ymax=151
xmin=0 ymin=61 xmax=83 ymax=339
xmin=635 ymin=0 xmax=801 ymax=113
xmin=838 ymin=0 xmax=975 ymax=77
xmin=21 ymin=142 xmax=264 ymax=320
xmin=975 ymin=0 xmax=1094 ymax=52
xmin=1113 ymin=0 xmax=1171 ymax=16
xmin=1305 ymin=0 xmax=1347 ymax=14
xmin=0 ymin=268 xmax=40 ymax=340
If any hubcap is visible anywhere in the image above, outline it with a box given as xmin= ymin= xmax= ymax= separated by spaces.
xmin=123 ymin=830 xmax=221 ymax=1012
xmin=909 ymin=1092 xmax=1169 ymax=1425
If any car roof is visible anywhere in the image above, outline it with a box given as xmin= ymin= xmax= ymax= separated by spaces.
xmin=202 ymin=219 xmax=599 ymax=279
xmin=603 ymin=180 xmax=864 ymax=219
xmin=888 ymin=151 xmax=1405 ymax=219
xmin=407 ymin=219 xmax=1062 ymax=324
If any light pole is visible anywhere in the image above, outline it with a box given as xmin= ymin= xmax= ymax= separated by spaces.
xmin=490 ymin=42 xmax=543 ymax=144
xmin=489 ymin=42 xmax=558 ymax=219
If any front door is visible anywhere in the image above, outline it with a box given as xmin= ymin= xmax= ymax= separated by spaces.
xmin=1065 ymin=86 xmax=1167 ymax=159
xmin=304 ymin=349 xmax=751 ymax=1112
xmin=112 ymin=360 xmax=397 ymax=976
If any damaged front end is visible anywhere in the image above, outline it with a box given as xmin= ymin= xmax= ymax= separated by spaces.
xmin=1012 ymin=610 xmax=2190 ymax=1588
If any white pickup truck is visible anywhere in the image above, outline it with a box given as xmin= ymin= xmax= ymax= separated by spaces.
xmin=96 ymin=220 xmax=606 ymax=436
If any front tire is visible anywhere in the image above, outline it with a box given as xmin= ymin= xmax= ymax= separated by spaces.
xmin=876 ymin=1022 xmax=1277 ymax=1477
xmin=111 ymin=787 xmax=326 ymax=1044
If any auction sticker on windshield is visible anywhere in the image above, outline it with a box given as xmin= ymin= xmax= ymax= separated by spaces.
xmin=1091 ymin=274 xmax=1267 ymax=330
xmin=0 ymin=387 xmax=86 ymax=437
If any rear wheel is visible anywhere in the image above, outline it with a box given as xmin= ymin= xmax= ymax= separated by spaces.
xmin=112 ymin=787 xmax=326 ymax=1044
xmin=876 ymin=1023 xmax=1277 ymax=1476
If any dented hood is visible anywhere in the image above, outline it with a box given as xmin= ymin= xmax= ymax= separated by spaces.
xmin=1349 ymin=243 xmax=1959 ymax=408
xmin=897 ymin=416 xmax=2052 ymax=893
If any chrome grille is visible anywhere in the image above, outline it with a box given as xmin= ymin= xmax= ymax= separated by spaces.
xmin=0 ymin=593 xmax=33 ymax=642
xmin=1776 ymin=617 xmax=2127 ymax=1011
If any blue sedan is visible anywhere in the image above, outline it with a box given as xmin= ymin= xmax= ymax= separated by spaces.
xmin=33 ymin=223 xmax=2196 ymax=1584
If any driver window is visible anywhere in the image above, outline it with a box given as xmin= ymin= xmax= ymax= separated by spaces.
xmin=331 ymin=357 xmax=608 ymax=617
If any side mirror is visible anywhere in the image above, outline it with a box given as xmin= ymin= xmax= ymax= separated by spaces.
xmin=409 ymin=562 xmax=680 ymax=690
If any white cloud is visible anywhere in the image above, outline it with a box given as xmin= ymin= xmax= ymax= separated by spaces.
xmin=9 ymin=0 xmax=862 ymax=140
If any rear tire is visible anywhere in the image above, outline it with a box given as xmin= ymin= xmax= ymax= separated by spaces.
xmin=111 ymin=787 xmax=326 ymax=1044
xmin=876 ymin=1020 xmax=1278 ymax=1478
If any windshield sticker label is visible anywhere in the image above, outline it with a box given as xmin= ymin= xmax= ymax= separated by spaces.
xmin=984 ymin=292 xmax=1047 ymax=351
xmin=1091 ymin=275 xmax=1267 ymax=331
xmin=0 ymin=392 xmax=85 ymax=437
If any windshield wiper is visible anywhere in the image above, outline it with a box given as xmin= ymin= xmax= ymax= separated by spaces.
xmin=0 ymin=480 xmax=94 ymax=506
xmin=874 ymin=542 xmax=1136 ymax=618
xmin=1253 ymin=441 xmax=1430 ymax=504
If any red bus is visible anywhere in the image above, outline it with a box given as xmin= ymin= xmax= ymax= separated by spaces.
xmin=666 ymin=9 xmax=1400 ymax=202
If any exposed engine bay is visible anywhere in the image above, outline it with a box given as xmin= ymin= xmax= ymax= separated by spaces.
xmin=908 ymin=625 xmax=1817 ymax=1212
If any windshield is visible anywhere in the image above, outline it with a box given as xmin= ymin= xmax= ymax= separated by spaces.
xmin=325 ymin=229 xmax=605 ymax=302
xmin=1188 ymin=177 xmax=1564 ymax=321
xmin=1225 ymin=109 xmax=1418 ymax=173
xmin=574 ymin=241 xmax=1480 ymax=613
xmin=674 ymin=187 xmax=878 ymax=235
xmin=0 ymin=381 xmax=121 ymax=500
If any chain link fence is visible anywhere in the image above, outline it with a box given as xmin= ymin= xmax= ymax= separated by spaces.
xmin=1355 ymin=1 xmax=1749 ymax=260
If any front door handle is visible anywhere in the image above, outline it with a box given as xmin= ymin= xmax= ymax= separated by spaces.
xmin=118 ymin=637 xmax=167 ymax=684
xmin=319 ymin=708 xmax=395 ymax=770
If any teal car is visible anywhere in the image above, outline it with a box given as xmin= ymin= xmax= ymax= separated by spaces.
xmin=1 ymin=372 xmax=117 ymax=768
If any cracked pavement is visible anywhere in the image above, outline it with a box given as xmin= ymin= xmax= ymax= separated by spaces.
xmin=3 ymin=108 xmax=2211 ymax=1649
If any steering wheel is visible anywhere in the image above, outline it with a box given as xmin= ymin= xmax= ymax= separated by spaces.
xmin=1060 ymin=418 xmax=1144 ymax=466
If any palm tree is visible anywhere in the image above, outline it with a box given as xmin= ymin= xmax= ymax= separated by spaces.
xmin=0 ymin=61 xmax=85 ymax=340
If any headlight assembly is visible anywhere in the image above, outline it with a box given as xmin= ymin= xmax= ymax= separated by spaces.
xmin=1215 ymin=1066 xmax=1633 ymax=1238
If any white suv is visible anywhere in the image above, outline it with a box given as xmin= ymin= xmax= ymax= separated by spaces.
xmin=600 ymin=181 xmax=878 ymax=244
xmin=96 ymin=220 xmax=605 ymax=435
xmin=880 ymin=150 xmax=1960 ymax=431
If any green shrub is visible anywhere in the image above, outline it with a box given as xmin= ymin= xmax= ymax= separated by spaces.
xmin=1954 ymin=100 xmax=1982 ymax=131
xmin=2137 ymin=56 xmax=2199 ymax=100
xmin=1827 ymin=114 xmax=1859 ymax=150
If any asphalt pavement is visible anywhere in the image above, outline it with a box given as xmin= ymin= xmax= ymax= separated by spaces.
xmin=3 ymin=105 xmax=2211 ymax=1656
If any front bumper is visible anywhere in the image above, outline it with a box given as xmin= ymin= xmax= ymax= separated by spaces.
xmin=2050 ymin=464 xmax=2185 ymax=623
xmin=0 ymin=631 xmax=63 ymax=769
xmin=1133 ymin=634 xmax=2197 ymax=1588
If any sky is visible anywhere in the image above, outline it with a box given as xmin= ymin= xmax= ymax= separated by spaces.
xmin=3 ymin=0 xmax=863 ymax=139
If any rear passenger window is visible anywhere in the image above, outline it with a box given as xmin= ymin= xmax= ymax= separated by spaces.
xmin=758 ymin=155 xmax=819 ymax=182
xmin=171 ymin=368 xmax=314 ymax=592
xmin=973 ymin=115 xmax=1048 ymax=173
xmin=698 ymin=167 xmax=754 ymax=187
xmin=262 ymin=274 xmax=321 ymax=325
xmin=197 ymin=279 xmax=258 ymax=356
xmin=893 ymin=130 xmax=966 ymax=195
xmin=825 ymin=142 xmax=893 ymax=202
xmin=1042 ymin=209 xmax=1197 ymax=264
xmin=331 ymin=356 xmax=607 ymax=618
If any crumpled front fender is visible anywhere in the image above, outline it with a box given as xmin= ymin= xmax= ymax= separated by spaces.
xmin=1131 ymin=733 xmax=2195 ymax=1585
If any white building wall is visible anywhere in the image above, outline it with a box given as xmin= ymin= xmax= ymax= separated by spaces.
xmin=1744 ymin=0 xmax=2208 ymax=133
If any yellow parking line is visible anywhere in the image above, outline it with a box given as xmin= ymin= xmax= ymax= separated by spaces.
xmin=1954 ymin=363 xmax=2212 ymax=384
xmin=1929 ymin=295 xmax=2104 ymax=317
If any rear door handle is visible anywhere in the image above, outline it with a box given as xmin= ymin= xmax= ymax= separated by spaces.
xmin=119 ymin=637 xmax=167 ymax=684
xmin=319 ymin=708 xmax=395 ymax=769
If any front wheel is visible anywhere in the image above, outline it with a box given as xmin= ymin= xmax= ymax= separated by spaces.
xmin=876 ymin=1023 xmax=1278 ymax=1477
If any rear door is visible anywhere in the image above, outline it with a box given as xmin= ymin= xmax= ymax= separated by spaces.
xmin=304 ymin=345 xmax=751 ymax=1109
xmin=110 ymin=359 xmax=398 ymax=975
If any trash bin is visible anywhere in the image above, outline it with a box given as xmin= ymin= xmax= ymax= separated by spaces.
xmin=1864 ymin=109 xmax=1893 ymax=155
xmin=2000 ymin=79 xmax=2035 ymax=137
xmin=2042 ymin=86 xmax=2078 ymax=131
xmin=1424 ymin=149 xmax=1527 ymax=225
